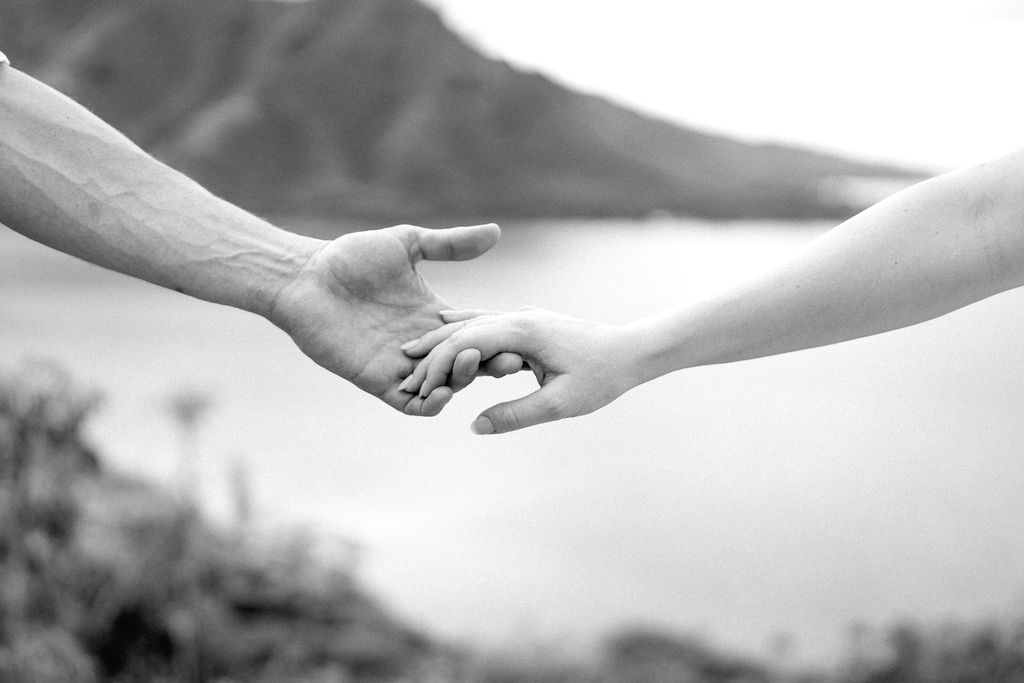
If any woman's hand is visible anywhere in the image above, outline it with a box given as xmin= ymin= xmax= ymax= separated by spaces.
xmin=400 ymin=308 xmax=642 ymax=433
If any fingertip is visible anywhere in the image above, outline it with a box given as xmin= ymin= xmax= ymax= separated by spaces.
xmin=404 ymin=357 xmax=431 ymax=396
xmin=420 ymin=361 xmax=450 ymax=399
xmin=471 ymin=415 xmax=495 ymax=435
xmin=422 ymin=387 xmax=453 ymax=416
xmin=440 ymin=309 xmax=484 ymax=323
xmin=418 ymin=379 xmax=433 ymax=400
xmin=463 ymin=348 xmax=482 ymax=377
xmin=481 ymin=352 xmax=524 ymax=378
xmin=447 ymin=349 xmax=480 ymax=393
xmin=467 ymin=223 xmax=501 ymax=253
xmin=402 ymin=396 xmax=422 ymax=416
xmin=469 ymin=222 xmax=500 ymax=235
xmin=498 ymin=352 xmax=524 ymax=376
xmin=402 ymin=344 xmax=427 ymax=359
xmin=416 ymin=223 xmax=499 ymax=262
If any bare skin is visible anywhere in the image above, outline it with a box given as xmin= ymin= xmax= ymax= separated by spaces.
xmin=270 ymin=224 xmax=521 ymax=413
xmin=0 ymin=61 xmax=519 ymax=415
xmin=402 ymin=149 xmax=1024 ymax=433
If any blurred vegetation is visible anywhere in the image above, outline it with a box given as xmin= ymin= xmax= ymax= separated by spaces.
xmin=2 ymin=361 xmax=1023 ymax=682
xmin=0 ymin=361 xmax=434 ymax=682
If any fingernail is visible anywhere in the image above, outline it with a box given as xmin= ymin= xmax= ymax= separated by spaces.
xmin=400 ymin=340 xmax=418 ymax=352
xmin=471 ymin=416 xmax=494 ymax=435
xmin=398 ymin=376 xmax=413 ymax=392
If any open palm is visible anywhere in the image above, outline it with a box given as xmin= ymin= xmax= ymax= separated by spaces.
xmin=269 ymin=223 xmax=511 ymax=415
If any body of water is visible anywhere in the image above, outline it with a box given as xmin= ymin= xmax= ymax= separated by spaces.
xmin=3 ymin=217 xmax=1024 ymax=665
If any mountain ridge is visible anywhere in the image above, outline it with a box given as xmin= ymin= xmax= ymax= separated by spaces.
xmin=0 ymin=0 xmax=922 ymax=221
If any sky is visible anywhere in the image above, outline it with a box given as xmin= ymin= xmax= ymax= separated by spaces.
xmin=421 ymin=0 xmax=1024 ymax=170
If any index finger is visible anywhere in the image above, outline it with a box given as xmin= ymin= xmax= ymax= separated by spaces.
xmin=418 ymin=319 xmax=533 ymax=398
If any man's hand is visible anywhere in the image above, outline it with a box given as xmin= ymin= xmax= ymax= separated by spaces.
xmin=1 ymin=66 xmax=519 ymax=414
xmin=268 ymin=223 xmax=521 ymax=416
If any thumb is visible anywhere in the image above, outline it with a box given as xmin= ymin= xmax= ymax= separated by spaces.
xmin=471 ymin=387 xmax=563 ymax=435
xmin=413 ymin=223 xmax=500 ymax=262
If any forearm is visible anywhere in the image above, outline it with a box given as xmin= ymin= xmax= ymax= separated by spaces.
xmin=630 ymin=149 xmax=1024 ymax=383
xmin=0 ymin=64 xmax=322 ymax=317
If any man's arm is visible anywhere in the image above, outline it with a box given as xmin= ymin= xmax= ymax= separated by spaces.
xmin=0 ymin=62 xmax=318 ymax=317
xmin=0 ymin=60 xmax=511 ymax=415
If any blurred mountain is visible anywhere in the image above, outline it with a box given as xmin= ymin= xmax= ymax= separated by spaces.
xmin=0 ymin=0 xmax=922 ymax=220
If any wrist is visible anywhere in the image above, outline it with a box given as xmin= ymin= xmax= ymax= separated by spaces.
xmin=611 ymin=319 xmax=669 ymax=392
xmin=619 ymin=311 xmax=704 ymax=387
xmin=245 ymin=224 xmax=326 ymax=322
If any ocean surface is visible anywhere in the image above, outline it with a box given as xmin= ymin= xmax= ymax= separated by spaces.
xmin=3 ymin=217 xmax=1024 ymax=665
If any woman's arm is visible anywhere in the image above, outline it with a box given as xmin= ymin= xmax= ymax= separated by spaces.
xmin=632 ymin=148 xmax=1024 ymax=383
xmin=403 ymin=149 xmax=1024 ymax=433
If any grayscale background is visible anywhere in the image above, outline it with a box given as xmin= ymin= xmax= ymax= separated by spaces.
xmin=2 ymin=1 xmax=1023 ymax=680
